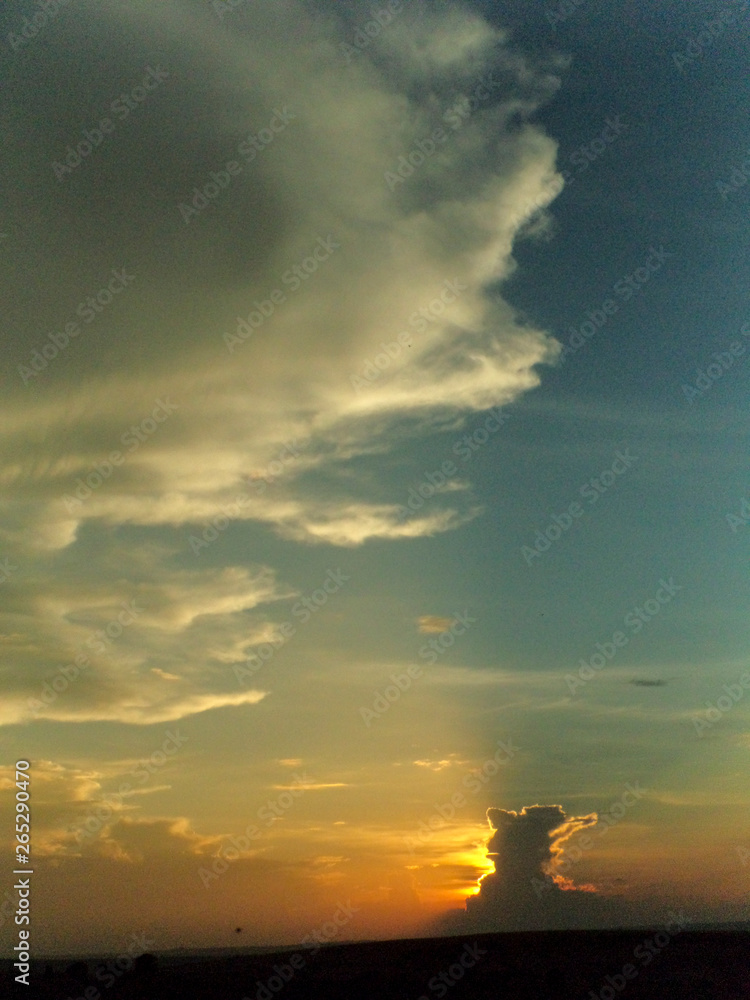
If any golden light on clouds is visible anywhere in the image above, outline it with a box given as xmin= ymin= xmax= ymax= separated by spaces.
xmin=417 ymin=616 xmax=458 ymax=634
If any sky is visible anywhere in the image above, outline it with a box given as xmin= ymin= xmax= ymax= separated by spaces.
xmin=1 ymin=0 xmax=750 ymax=957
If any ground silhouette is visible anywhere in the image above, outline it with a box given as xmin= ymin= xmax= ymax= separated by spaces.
xmin=3 ymin=930 xmax=749 ymax=998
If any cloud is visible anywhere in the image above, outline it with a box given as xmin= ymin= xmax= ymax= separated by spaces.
xmin=412 ymin=757 xmax=463 ymax=771
xmin=1 ymin=0 xmax=563 ymax=557
xmin=0 ymin=760 xmax=167 ymax=856
xmin=92 ymin=816 xmax=224 ymax=864
xmin=629 ymin=678 xmax=668 ymax=687
xmin=442 ymin=804 xmax=637 ymax=932
xmin=480 ymin=804 xmax=596 ymax=889
xmin=272 ymin=781 xmax=348 ymax=791
xmin=1 ymin=545 xmax=283 ymax=726
xmin=0 ymin=0 xmax=566 ymax=730
xmin=265 ymin=500 xmax=482 ymax=547
xmin=417 ymin=615 xmax=459 ymax=634
xmin=150 ymin=668 xmax=180 ymax=681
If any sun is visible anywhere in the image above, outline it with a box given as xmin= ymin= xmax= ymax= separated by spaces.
xmin=441 ymin=838 xmax=495 ymax=903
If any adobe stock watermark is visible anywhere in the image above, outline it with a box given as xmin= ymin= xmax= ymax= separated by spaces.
xmin=565 ymin=578 xmax=682 ymax=695
xmin=451 ymin=406 xmax=510 ymax=463
xmin=178 ymin=107 xmax=296 ymax=224
xmin=521 ymin=448 xmax=638 ymax=565
xmin=682 ymin=321 xmax=750 ymax=402
xmin=300 ymin=899 xmax=360 ymax=954
xmin=211 ymin=0 xmax=251 ymax=19
xmin=223 ymin=235 xmax=340 ymax=353
xmin=18 ymin=268 xmax=136 ymax=384
xmin=504 ymin=184 xmax=563 ymax=239
xmin=385 ymin=72 xmax=501 ymax=191
xmin=0 ymin=558 xmax=19 ymax=585
xmin=586 ymin=913 xmax=692 ymax=1000
xmin=73 ymin=729 xmax=188 ymax=843
xmin=545 ymin=0 xmax=588 ymax=30
xmin=393 ymin=458 xmax=463 ymax=522
xmin=559 ymin=245 xmax=672 ymax=364
xmin=234 ymin=569 xmax=350 ymax=685
xmin=188 ymin=492 xmax=254 ymax=555
xmin=91 ymin=932 xmax=157 ymax=992
xmin=61 ymin=397 xmax=178 ymax=512
xmin=404 ymin=739 xmax=520 ymax=855
xmin=52 ymin=67 xmax=169 ymax=180
xmin=692 ymin=671 xmax=750 ymax=736
xmin=396 ymin=406 xmax=510 ymax=523
xmin=418 ymin=611 xmax=477 ymax=665
xmin=360 ymin=612 xmax=477 ymax=725
xmin=351 ymin=278 xmax=468 ymax=390
xmin=27 ymin=600 xmax=145 ymax=715
xmin=243 ymin=437 xmax=308 ymax=491
xmin=559 ymin=115 xmax=628 ymax=181
xmin=198 ymin=822 xmax=263 ymax=889
xmin=85 ymin=600 xmax=146 ymax=655
xmin=238 ymin=901 xmax=361 ymax=1000
xmin=6 ymin=0 xmax=72 ymax=52
xmin=717 ymin=148 xmax=750 ymax=200
xmin=198 ymin=772 xmax=314 ymax=888
xmin=414 ymin=942 xmax=486 ymax=1000
xmin=532 ymin=781 xmax=648 ymax=897
xmin=672 ymin=6 xmax=745 ymax=73
xmin=442 ymin=72 xmax=501 ymax=131
xmin=726 ymin=494 xmax=750 ymax=532
xmin=340 ymin=0 xmax=403 ymax=64
xmin=359 ymin=665 xmax=424 ymax=727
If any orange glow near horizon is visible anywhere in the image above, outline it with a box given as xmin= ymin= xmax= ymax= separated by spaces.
xmin=430 ymin=839 xmax=495 ymax=904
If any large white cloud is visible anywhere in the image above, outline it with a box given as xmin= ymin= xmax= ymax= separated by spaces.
xmin=0 ymin=0 xmax=564 ymax=724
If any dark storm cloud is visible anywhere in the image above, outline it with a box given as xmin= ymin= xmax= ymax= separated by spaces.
xmin=442 ymin=805 xmax=642 ymax=932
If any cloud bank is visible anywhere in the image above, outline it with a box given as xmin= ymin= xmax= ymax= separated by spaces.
xmin=1 ymin=0 xmax=564 ymax=725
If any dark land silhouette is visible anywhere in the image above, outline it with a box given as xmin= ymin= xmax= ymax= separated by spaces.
xmin=4 ymin=929 xmax=749 ymax=999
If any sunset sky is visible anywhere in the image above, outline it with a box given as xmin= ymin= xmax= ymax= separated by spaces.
xmin=1 ymin=0 xmax=750 ymax=957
